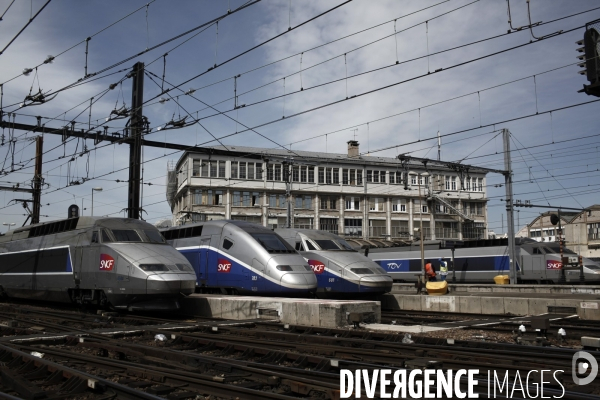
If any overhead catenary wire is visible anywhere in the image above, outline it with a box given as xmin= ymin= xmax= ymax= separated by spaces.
xmin=0 ymin=0 xmax=52 ymax=56
xmin=34 ymin=96 xmax=600 ymax=206
xmin=141 ymin=0 xmax=355 ymax=107
xmin=0 ymin=1 xmax=156 ymax=86
xmin=1 ymin=0 xmax=262 ymax=104
xmin=163 ymin=1 xmax=600 ymax=115
xmin=139 ymin=20 xmax=589 ymax=142
xmin=0 ymin=0 xmax=17 ymax=21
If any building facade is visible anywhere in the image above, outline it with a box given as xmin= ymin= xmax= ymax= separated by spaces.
xmin=516 ymin=212 xmax=577 ymax=243
xmin=515 ymin=206 xmax=600 ymax=259
xmin=167 ymin=142 xmax=489 ymax=241
xmin=565 ymin=205 xmax=600 ymax=258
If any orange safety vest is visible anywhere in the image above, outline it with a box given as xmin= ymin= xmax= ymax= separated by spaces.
xmin=425 ymin=263 xmax=436 ymax=278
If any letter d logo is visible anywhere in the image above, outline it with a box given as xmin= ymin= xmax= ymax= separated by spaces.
xmin=572 ymin=351 xmax=598 ymax=385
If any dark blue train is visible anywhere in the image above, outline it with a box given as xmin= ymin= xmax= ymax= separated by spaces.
xmin=276 ymin=228 xmax=393 ymax=297
xmin=161 ymin=221 xmax=317 ymax=296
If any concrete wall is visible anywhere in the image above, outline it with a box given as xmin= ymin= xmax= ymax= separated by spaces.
xmin=379 ymin=294 xmax=600 ymax=320
xmin=180 ymin=295 xmax=381 ymax=328
xmin=391 ymin=284 xmax=600 ymax=295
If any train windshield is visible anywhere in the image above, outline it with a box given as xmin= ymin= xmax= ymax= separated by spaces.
xmin=543 ymin=245 xmax=576 ymax=254
xmin=144 ymin=230 xmax=166 ymax=244
xmin=336 ymin=239 xmax=356 ymax=251
xmin=314 ymin=239 xmax=355 ymax=251
xmin=350 ymin=268 xmax=374 ymax=274
xmin=314 ymin=240 xmax=342 ymax=250
xmin=111 ymin=229 xmax=142 ymax=242
xmin=251 ymin=233 xmax=296 ymax=253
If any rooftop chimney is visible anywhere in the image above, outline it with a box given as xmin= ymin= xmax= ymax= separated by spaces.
xmin=347 ymin=140 xmax=359 ymax=157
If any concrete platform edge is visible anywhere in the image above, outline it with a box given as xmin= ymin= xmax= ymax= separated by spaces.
xmin=180 ymin=295 xmax=381 ymax=328
xmin=379 ymin=294 xmax=600 ymax=320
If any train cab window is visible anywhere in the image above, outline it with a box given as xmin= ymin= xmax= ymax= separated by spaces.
xmin=144 ymin=230 xmax=166 ymax=244
xmin=336 ymin=239 xmax=356 ymax=251
xmin=544 ymin=245 xmax=576 ymax=254
xmin=91 ymin=231 xmax=99 ymax=244
xmin=101 ymin=230 xmax=112 ymax=243
xmin=305 ymin=240 xmax=317 ymax=251
xmin=533 ymin=248 xmax=544 ymax=255
xmin=350 ymin=268 xmax=374 ymax=274
xmin=315 ymin=240 xmax=342 ymax=250
xmin=223 ymin=238 xmax=234 ymax=250
xmin=295 ymin=242 xmax=302 ymax=251
xmin=111 ymin=229 xmax=142 ymax=242
xmin=250 ymin=233 xmax=295 ymax=253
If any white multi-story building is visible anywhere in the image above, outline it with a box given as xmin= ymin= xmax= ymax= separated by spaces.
xmin=167 ymin=141 xmax=489 ymax=241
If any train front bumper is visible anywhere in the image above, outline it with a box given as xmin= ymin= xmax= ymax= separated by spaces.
xmin=358 ymin=275 xmax=394 ymax=292
xmin=280 ymin=272 xmax=318 ymax=290
xmin=146 ymin=273 xmax=196 ymax=295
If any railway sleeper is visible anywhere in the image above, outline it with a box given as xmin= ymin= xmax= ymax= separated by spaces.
xmin=1 ymin=367 xmax=46 ymax=400
xmin=22 ymin=364 xmax=51 ymax=380
xmin=166 ymin=390 xmax=198 ymax=400
xmin=59 ymin=375 xmax=91 ymax=395
xmin=237 ymin=347 xmax=255 ymax=360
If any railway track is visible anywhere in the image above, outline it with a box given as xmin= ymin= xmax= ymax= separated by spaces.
xmin=1 ymin=304 xmax=599 ymax=399
xmin=381 ymin=309 xmax=600 ymax=338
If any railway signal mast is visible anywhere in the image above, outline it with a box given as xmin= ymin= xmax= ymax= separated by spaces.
xmin=577 ymin=19 xmax=600 ymax=97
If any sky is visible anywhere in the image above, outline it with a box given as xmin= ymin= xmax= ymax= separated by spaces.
xmin=0 ymin=0 xmax=598 ymax=235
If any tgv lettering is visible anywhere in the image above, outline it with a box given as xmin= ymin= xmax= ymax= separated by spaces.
xmin=387 ymin=262 xmax=402 ymax=270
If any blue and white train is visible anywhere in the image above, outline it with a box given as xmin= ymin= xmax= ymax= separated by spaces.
xmin=161 ymin=221 xmax=318 ymax=296
xmin=276 ymin=228 xmax=393 ymax=297
xmin=368 ymin=238 xmax=600 ymax=284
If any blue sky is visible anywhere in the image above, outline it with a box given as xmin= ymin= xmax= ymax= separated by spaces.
xmin=0 ymin=0 xmax=599 ymax=234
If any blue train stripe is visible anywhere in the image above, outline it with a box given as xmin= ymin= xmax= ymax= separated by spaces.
xmin=176 ymin=245 xmax=309 ymax=291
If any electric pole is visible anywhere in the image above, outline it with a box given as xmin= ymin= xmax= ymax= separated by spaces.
xmin=503 ymin=128 xmax=517 ymax=284
xmin=127 ymin=62 xmax=144 ymax=219
xmin=31 ymin=135 xmax=43 ymax=224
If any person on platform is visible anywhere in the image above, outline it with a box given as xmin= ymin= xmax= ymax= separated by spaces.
xmin=425 ymin=259 xmax=437 ymax=281
xmin=439 ymin=258 xmax=448 ymax=281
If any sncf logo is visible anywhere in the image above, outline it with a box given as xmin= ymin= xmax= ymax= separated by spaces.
xmin=217 ymin=258 xmax=232 ymax=273
xmin=99 ymin=254 xmax=115 ymax=271
xmin=308 ymin=260 xmax=325 ymax=274
xmin=547 ymin=261 xmax=562 ymax=270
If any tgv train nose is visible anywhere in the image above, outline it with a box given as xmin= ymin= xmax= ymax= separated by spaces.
xmin=359 ymin=275 xmax=393 ymax=291
xmin=280 ymin=272 xmax=318 ymax=289
xmin=147 ymin=273 xmax=196 ymax=295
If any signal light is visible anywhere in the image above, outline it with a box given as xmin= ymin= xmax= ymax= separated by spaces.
xmin=577 ymin=21 xmax=600 ymax=97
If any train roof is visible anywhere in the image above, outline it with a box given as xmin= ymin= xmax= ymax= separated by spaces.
xmin=0 ymin=217 xmax=158 ymax=243
xmin=160 ymin=220 xmax=277 ymax=240
xmin=368 ymin=237 xmax=539 ymax=252
xmin=275 ymin=228 xmax=342 ymax=241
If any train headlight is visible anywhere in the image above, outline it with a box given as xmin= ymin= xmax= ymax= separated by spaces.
xmin=276 ymin=265 xmax=293 ymax=271
xmin=139 ymin=264 xmax=169 ymax=272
